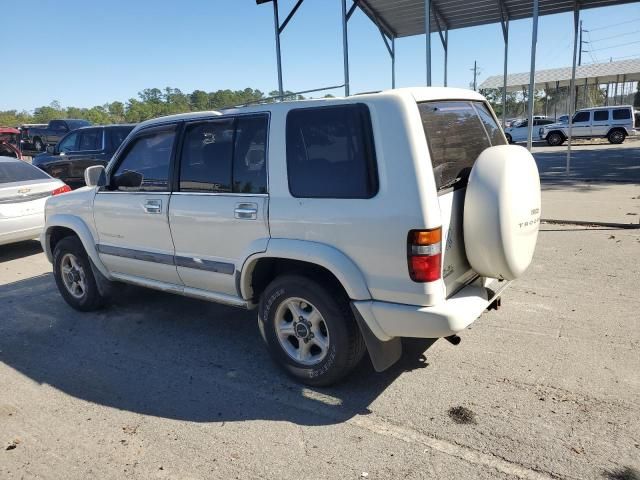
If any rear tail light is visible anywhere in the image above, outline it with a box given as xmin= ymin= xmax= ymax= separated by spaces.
xmin=51 ymin=185 xmax=72 ymax=196
xmin=408 ymin=227 xmax=442 ymax=282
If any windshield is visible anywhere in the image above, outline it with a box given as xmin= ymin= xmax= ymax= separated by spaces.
xmin=418 ymin=100 xmax=506 ymax=191
xmin=0 ymin=161 xmax=50 ymax=183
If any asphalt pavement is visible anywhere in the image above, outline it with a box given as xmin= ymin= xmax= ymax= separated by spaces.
xmin=1 ymin=223 xmax=639 ymax=479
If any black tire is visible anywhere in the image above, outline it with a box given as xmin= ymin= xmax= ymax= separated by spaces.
xmin=53 ymin=236 xmax=108 ymax=311
xmin=607 ymin=129 xmax=626 ymax=144
xmin=258 ymin=274 xmax=366 ymax=387
xmin=547 ymin=132 xmax=564 ymax=146
xmin=33 ymin=137 xmax=44 ymax=152
xmin=505 ymin=133 xmax=512 ymax=144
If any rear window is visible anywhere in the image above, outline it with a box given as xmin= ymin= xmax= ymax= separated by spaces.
xmin=612 ymin=108 xmax=631 ymax=120
xmin=286 ymin=104 xmax=378 ymax=199
xmin=0 ymin=161 xmax=50 ymax=183
xmin=418 ymin=101 xmax=506 ymax=191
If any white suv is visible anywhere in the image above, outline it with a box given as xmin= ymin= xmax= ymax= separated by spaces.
xmin=540 ymin=105 xmax=638 ymax=146
xmin=41 ymin=88 xmax=541 ymax=386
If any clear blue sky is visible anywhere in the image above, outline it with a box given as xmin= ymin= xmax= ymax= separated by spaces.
xmin=4 ymin=1 xmax=640 ymax=111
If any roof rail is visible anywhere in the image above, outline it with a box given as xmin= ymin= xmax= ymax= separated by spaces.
xmin=220 ymin=84 xmax=345 ymax=110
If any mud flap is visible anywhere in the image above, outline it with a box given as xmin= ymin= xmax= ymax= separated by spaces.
xmin=350 ymin=303 xmax=402 ymax=372
xmin=89 ymin=258 xmax=114 ymax=298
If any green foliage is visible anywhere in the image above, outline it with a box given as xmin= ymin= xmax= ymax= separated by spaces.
xmin=0 ymin=87 xmax=305 ymax=127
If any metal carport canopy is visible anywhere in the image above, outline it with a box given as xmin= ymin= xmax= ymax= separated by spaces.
xmin=358 ymin=0 xmax=640 ymax=38
xmin=480 ymin=58 xmax=640 ymax=91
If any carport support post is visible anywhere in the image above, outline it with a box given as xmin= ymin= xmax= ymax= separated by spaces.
xmin=272 ymin=0 xmax=284 ymax=98
xmin=444 ymin=29 xmax=448 ymax=86
xmin=498 ymin=1 xmax=509 ymax=127
xmin=526 ymin=0 xmax=539 ymax=151
xmin=342 ymin=0 xmax=350 ymax=96
xmin=392 ymin=36 xmax=396 ymax=88
xmin=425 ymin=0 xmax=431 ymax=86
xmin=567 ymin=3 xmax=580 ymax=175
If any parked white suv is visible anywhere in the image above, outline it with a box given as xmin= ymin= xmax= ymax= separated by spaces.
xmin=41 ymin=88 xmax=541 ymax=386
xmin=540 ymin=105 xmax=638 ymax=146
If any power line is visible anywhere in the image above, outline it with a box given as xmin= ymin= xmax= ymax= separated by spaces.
xmin=589 ymin=30 xmax=640 ymax=43
xmin=583 ymin=53 xmax=640 ymax=64
xmin=589 ymin=40 xmax=640 ymax=52
xmin=588 ymin=17 xmax=640 ymax=31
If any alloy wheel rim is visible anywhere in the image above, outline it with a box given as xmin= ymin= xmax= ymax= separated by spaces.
xmin=60 ymin=253 xmax=87 ymax=299
xmin=274 ymin=297 xmax=330 ymax=366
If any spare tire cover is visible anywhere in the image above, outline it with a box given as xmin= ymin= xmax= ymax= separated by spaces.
xmin=463 ymin=145 xmax=541 ymax=280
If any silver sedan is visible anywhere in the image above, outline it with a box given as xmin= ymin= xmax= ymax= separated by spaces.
xmin=0 ymin=156 xmax=70 ymax=246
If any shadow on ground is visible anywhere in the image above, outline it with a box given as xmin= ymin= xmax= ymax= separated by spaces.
xmin=0 ymin=272 xmax=435 ymax=426
xmin=533 ymin=147 xmax=640 ymax=188
xmin=0 ymin=240 xmax=43 ymax=262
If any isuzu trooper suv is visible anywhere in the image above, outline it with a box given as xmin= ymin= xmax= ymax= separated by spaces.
xmin=42 ymin=88 xmax=541 ymax=386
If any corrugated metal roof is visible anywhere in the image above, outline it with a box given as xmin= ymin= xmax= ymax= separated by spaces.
xmin=357 ymin=0 xmax=640 ymax=38
xmin=479 ymin=58 xmax=640 ymax=91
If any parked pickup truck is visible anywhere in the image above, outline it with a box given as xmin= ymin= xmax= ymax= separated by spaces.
xmin=24 ymin=119 xmax=91 ymax=152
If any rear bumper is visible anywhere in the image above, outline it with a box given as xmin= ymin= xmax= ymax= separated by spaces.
xmin=353 ymin=279 xmax=511 ymax=341
xmin=0 ymin=222 xmax=43 ymax=246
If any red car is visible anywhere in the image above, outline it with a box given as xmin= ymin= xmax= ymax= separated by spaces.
xmin=0 ymin=127 xmax=22 ymax=159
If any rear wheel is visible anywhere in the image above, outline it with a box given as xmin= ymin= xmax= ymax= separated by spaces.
xmin=547 ymin=132 xmax=564 ymax=146
xmin=53 ymin=236 xmax=108 ymax=311
xmin=33 ymin=137 xmax=44 ymax=152
xmin=258 ymin=275 xmax=366 ymax=386
xmin=607 ymin=129 xmax=626 ymax=144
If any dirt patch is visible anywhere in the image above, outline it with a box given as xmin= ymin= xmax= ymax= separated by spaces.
xmin=448 ymin=406 xmax=477 ymax=425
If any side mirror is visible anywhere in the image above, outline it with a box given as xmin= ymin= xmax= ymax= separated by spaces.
xmin=46 ymin=145 xmax=55 ymax=154
xmin=112 ymin=170 xmax=143 ymax=190
xmin=84 ymin=165 xmax=105 ymax=187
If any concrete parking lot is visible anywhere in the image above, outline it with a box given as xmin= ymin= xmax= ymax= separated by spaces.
xmin=1 ymin=223 xmax=639 ymax=479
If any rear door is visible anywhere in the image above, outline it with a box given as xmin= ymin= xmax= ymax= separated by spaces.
xmin=591 ymin=110 xmax=610 ymax=136
xmin=93 ymin=124 xmax=182 ymax=285
xmin=418 ymin=100 xmax=506 ymax=296
xmin=64 ymin=128 xmax=105 ymax=185
xmin=169 ymin=114 xmax=270 ymax=296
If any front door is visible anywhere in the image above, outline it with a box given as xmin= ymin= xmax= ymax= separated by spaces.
xmin=571 ymin=111 xmax=592 ymax=137
xmin=93 ymin=124 xmax=182 ymax=285
xmin=169 ymin=115 xmax=270 ymax=296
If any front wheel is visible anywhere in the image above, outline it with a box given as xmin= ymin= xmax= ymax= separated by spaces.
xmin=547 ymin=132 xmax=564 ymax=146
xmin=53 ymin=236 xmax=109 ymax=311
xmin=258 ymin=275 xmax=366 ymax=386
xmin=33 ymin=137 xmax=44 ymax=152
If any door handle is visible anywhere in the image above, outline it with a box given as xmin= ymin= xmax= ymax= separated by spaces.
xmin=144 ymin=199 xmax=162 ymax=214
xmin=234 ymin=202 xmax=258 ymax=220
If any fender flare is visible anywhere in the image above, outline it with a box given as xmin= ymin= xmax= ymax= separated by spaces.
xmin=42 ymin=214 xmax=111 ymax=280
xmin=240 ymin=239 xmax=372 ymax=302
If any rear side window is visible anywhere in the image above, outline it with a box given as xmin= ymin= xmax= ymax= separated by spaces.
xmin=612 ymin=108 xmax=631 ymax=120
xmin=78 ymin=129 xmax=102 ymax=150
xmin=178 ymin=114 xmax=268 ymax=194
xmin=419 ymin=101 xmax=506 ymax=191
xmin=286 ymin=104 xmax=378 ymax=199
xmin=0 ymin=161 xmax=50 ymax=183
xmin=594 ymin=110 xmax=609 ymax=121
xmin=107 ymin=127 xmax=134 ymax=151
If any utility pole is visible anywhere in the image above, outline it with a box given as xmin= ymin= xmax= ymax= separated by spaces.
xmin=471 ymin=61 xmax=479 ymax=91
xmin=578 ymin=20 xmax=583 ymax=66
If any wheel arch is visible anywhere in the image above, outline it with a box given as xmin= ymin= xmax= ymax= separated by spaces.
xmin=240 ymin=239 xmax=371 ymax=303
xmin=43 ymin=214 xmax=110 ymax=279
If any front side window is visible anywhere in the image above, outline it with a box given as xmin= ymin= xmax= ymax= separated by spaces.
xmin=419 ymin=100 xmax=506 ymax=191
xmin=573 ymin=111 xmax=590 ymax=123
xmin=111 ymin=128 xmax=175 ymax=192
xmin=57 ymin=132 xmax=78 ymax=153
xmin=77 ymin=130 xmax=102 ymax=151
xmin=286 ymin=104 xmax=378 ymax=199
xmin=594 ymin=110 xmax=609 ymax=121
xmin=612 ymin=108 xmax=631 ymax=120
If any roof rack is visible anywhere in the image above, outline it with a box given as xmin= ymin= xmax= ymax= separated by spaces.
xmin=220 ymin=84 xmax=345 ymax=111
